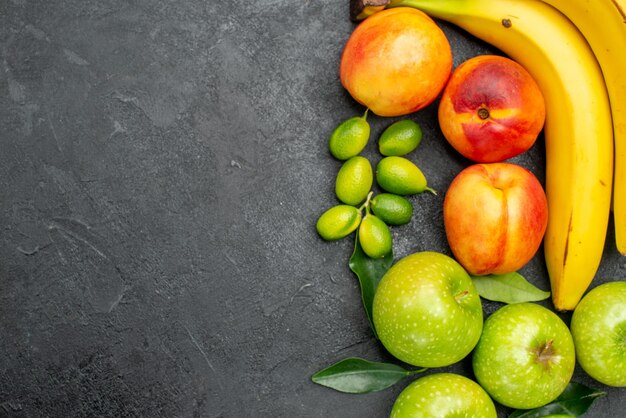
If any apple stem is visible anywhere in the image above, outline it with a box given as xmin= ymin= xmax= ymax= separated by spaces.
xmin=535 ymin=339 xmax=556 ymax=368
xmin=454 ymin=289 xmax=470 ymax=302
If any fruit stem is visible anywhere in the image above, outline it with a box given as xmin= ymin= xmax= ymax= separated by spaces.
xmin=477 ymin=107 xmax=490 ymax=120
xmin=359 ymin=191 xmax=374 ymax=214
xmin=407 ymin=367 xmax=428 ymax=376
xmin=424 ymin=186 xmax=437 ymax=195
xmin=534 ymin=339 xmax=556 ymax=369
xmin=362 ymin=108 xmax=370 ymax=120
xmin=454 ymin=289 xmax=469 ymax=302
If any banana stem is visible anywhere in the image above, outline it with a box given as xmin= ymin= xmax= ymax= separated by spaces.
xmin=387 ymin=0 xmax=467 ymax=18
xmin=349 ymin=0 xmax=466 ymax=21
xmin=350 ymin=0 xmax=389 ymax=21
xmin=387 ymin=0 xmax=454 ymax=8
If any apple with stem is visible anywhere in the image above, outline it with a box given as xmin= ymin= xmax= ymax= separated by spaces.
xmin=472 ymin=302 xmax=575 ymax=409
xmin=373 ymin=251 xmax=483 ymax=368
xmin=570 ymin=281 xmax=626 ymax=387
xmin=390 ymin=373 xmax=496 ymax=417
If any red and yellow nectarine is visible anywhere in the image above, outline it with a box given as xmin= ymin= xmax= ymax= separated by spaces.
xmin=438 ymin=55 xmax=545 ymax=162
xmin=340 ymin=8 xmax=452 ymax=117
xmin=443 ymin=163 xmax=548 ymax=276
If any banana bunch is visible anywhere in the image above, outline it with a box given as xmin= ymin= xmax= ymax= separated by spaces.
xmin=352 ymin=0 xmax=625 ymax=311
xmin=537 ymin=0 xmax=626 ymax=254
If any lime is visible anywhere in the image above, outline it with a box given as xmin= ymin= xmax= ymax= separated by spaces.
xmin=379 ymin=119 xmax=423 ymax=156
xmin=376 ymin=156 xmax=436 ymax=196
xmin=329 ymin=110 xmax=370 ymax=160
xmin=359 ymin=214 xmax=392 ymax=258
xmin=316 ymin=205 xmax=362 ymax=241
xmin=336 ymin=156 xmax=373 ymax=206
xmin=371 ymin=193 xmax=413 ymax=225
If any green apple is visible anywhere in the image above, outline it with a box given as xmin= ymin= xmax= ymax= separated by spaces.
xmin=391 ymin=373 xmax=496 ymax=417
xmin=472 ymin=302 xmax=575 ymax=409
xmin=372 ymin=251 xmax=483 ymax=367
xmin=570 ymin=281 xmax=626 ymax=387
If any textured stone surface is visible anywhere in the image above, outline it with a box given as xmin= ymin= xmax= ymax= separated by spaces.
xmin=1 ymin=1 xmax=624 ymax=417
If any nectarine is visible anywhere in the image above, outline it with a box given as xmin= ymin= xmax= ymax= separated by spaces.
xmin=443 ymin=163 xmax=548 ymax=275
xmin=340 ymin=8 xmax=452 ymax=117
xmin=438 ymin=55 xmax=545 ymax=162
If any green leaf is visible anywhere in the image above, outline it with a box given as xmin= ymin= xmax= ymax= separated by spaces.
xmin=312 ymin=357 xmax=422 ymax=393
xmin=349 ymin=230 xmax=393 ymax=338
xmin=471 ymin=271 xmax=550 ymax=304
xmin=508 ymin=382 xmax=606 ymax=417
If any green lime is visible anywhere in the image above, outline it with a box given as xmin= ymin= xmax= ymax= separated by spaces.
xmin=336 ymin=156 xmax=373 ymax=206
xmin=316 ymin=205 xmax=362 ymax=241
xmin=376 ymin=156 xmax=436 ymax=196
xmin=329 ymin=110 xmax=370 ymax=160
xmin=359 ymin=214 xmax=392 ymax=258
xmin=371 ymin=193 xmax=413 ymax=225
xmin=378 ymin=119 xmax=423 ymax=156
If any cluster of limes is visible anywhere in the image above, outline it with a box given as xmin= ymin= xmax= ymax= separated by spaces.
xmin=316 ymin=110 xmax=436 ymax=258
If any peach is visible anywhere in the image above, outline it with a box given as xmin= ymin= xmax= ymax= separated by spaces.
xmin=443 ymin=163 xmax=548 ymax=276
xmin=340 ymin=7 xmax=452 ymax=117
xmin=438 ymin=55 xmax=545 ymax=162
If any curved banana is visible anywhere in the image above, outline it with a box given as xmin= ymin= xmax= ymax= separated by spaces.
xmin=536 ymin=0 xmax=626 ymax=255
xmin=376 ymin=0 xmax=614 ymax=310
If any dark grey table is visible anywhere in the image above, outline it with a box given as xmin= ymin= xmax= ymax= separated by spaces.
xmin=1 ymin=1 xmax=624 ymax=417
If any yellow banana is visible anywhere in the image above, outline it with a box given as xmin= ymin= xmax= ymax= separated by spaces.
xmin=536 ymin=0 xmax=626 ymax=255
xmin=358 ymin=0 xmax=614 ymax=310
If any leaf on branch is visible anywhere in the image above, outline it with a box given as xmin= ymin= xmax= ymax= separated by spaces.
xmin=349 ymin=231 xmax=393 ymax=338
